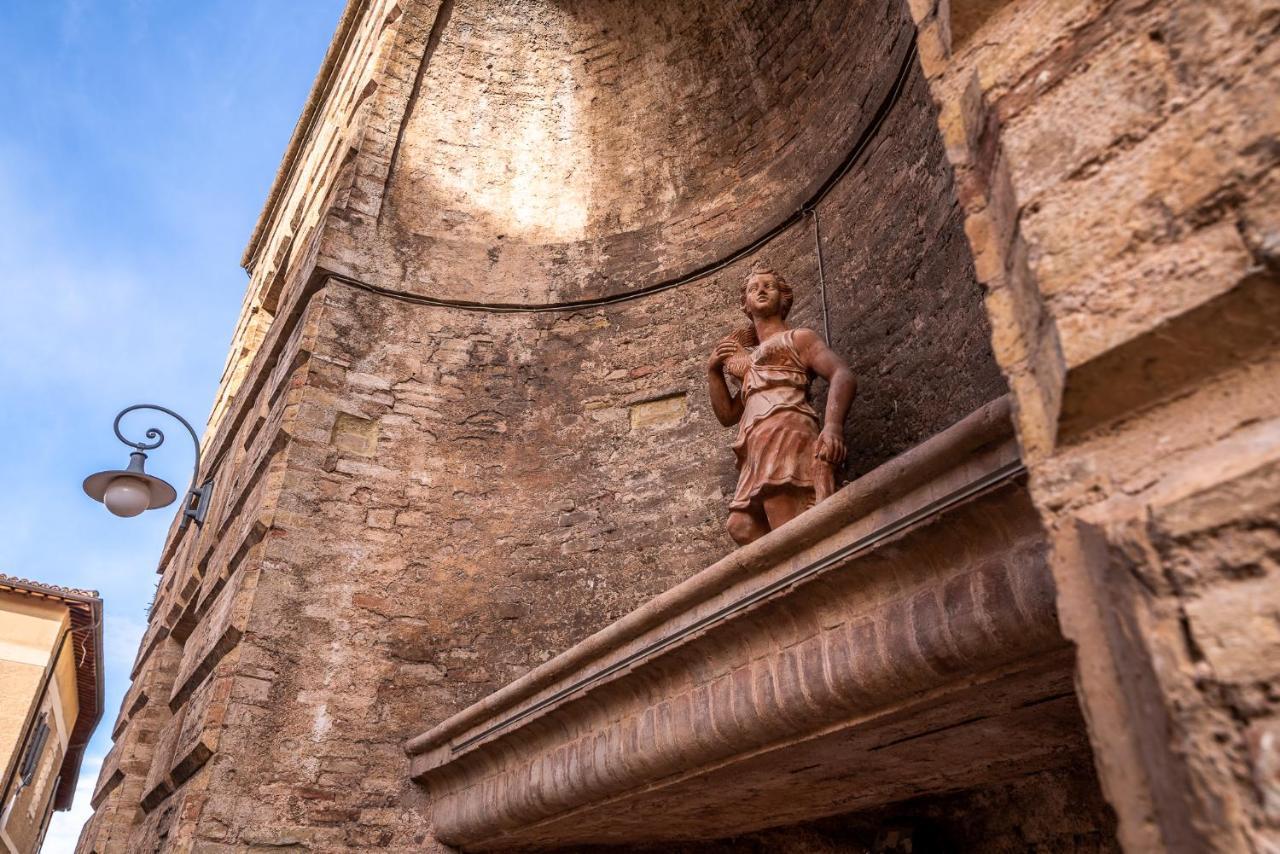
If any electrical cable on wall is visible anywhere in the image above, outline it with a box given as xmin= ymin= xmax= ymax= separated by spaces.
xmin=331 ymin=37 xmax=919 ymax=316
xmin=204 ymin=36 xmax=920 ymax=486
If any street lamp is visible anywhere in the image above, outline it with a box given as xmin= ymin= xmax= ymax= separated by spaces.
xmin=83 ymin=404 xmax=213 ymax=529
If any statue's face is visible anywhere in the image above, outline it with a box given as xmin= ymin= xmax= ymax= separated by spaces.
xmin=744 ymin=273 xmax=783 ymax=318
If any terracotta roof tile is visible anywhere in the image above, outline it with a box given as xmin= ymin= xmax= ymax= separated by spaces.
xmin=0 ymin=572 xmax=100 ymax=601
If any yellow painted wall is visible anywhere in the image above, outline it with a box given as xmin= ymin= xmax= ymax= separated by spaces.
xmin=3 ymin=721 xmax=64 ymax=853
xmin=52 ymin=633 xmax=79 ymax=740
xmin=0 ymin=595 xmax=65 ymax=649
xmin=0 ymin=661 xmax=43 ymax=770
xmin=0 ymin=591 xmax=72 ymax=854
xmin=0 ymin=595 xmax=66 ymax=782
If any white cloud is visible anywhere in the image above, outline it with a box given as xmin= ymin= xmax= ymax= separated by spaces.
xmin=0 ymin=6 xmax=346 ymax=850
xmin=104 ymin=614 xmax=147 ymax=673
xmin=0 ymin=153 xmax=202 ymax=403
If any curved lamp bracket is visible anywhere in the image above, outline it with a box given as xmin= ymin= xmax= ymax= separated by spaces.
xmin=111 ymin=404 xmax=213 ymax=529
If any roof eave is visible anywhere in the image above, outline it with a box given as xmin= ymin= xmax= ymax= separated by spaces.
xmin=54 ymin=594 xmax=104 ymax=811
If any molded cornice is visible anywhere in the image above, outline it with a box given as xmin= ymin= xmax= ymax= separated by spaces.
xmin=405 ymin=399 xmax=1085 ymax=849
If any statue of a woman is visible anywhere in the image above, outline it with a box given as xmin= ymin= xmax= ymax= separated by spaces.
xmin=707 ymin=264 xmax=857 ymax=545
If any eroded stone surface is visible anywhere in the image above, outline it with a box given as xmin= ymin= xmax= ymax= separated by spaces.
xmin=75 ymin=0 xmax=1280 ymax=850
xmin=917 ymin=0 xmax=1280 ymax=849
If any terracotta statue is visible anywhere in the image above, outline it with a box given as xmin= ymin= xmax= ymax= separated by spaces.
xmin=707 ymin=264 xmax=856 ymax=545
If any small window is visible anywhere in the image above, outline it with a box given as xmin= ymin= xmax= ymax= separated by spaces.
xmin=19 ymin=714 xmax=50 ymax=787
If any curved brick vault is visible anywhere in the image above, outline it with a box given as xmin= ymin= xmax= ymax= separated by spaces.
xmin=343 ymin=0 xmax=924 ymax=305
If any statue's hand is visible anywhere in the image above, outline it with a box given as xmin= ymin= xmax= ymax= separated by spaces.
xmin=815 ymin=427 xmax=846 ymax=466
xmin=708 ymin=339 xmax=739 ymax=372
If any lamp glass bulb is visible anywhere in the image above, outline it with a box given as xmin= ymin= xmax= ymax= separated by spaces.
xmin=103 ymin=476 xmax=150 ymax=517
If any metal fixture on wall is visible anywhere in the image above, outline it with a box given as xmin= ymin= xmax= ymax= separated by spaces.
xmin=82 ymin=404 xmax=212 ymax=529
xmin=805 ymin=207 xmax=832 ymax=346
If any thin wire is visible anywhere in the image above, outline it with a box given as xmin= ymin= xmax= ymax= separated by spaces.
xmin=71 ymin=609 xmax=103 ymax=668
xmin=808 ymin=209 xmax=831 ymax=344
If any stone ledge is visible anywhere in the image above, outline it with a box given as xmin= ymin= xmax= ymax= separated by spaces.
xmin=406 ymin=397 xmax=1014 ymax=757
xmin=403 ymin=398 xmax=1084 ymax=849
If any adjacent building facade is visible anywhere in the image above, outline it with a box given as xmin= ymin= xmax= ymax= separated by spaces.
xmin=77 ymin=0 xmax=1279 ymax=851
xmin=0 ymin=575 xmax=102 ymax=854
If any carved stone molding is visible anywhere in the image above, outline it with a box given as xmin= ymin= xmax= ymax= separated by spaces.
xmin=405 ymin=399 xmax=1088 ymax=849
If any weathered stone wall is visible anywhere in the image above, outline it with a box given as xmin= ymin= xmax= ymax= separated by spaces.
xmin=907 ymin=0 xmax=1280 ymax=849
xmin=74 ymin=0 xmax=1185 ymax=849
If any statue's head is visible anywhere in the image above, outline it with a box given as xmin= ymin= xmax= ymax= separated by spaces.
xmin=741 ymin=262 xmax=794 ymax=320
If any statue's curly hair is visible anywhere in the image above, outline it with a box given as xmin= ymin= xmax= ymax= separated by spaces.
xmin=740 ymin=261 xmax=794 ymax=320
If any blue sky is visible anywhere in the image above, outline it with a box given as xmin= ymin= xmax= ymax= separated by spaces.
xmin=0 ymin=2 xmax=344 ymax=849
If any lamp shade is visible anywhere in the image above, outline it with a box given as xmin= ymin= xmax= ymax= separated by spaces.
xmin=83 ymin=451 xmax=177 ymax=513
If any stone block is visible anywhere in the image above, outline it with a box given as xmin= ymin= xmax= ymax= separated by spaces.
xmin=628 ymin=393 xmax=687 ymax=431
xmin=140 ymin=705 xmax=187 ymax=813
xmin=171 ymin=673 xmax=233 ymax=785
xmin=170 ymin=566 xmax=257 ymax=710
xmin=1185 ymin=577 xmax=1280 ymax=684
xmin=906 ymin=0 xmax=937 ymax=24
xmin=917 ymin=15 xmax=953 ymax=78
xmin=331 ymin=411 xmax=380 ymax=457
